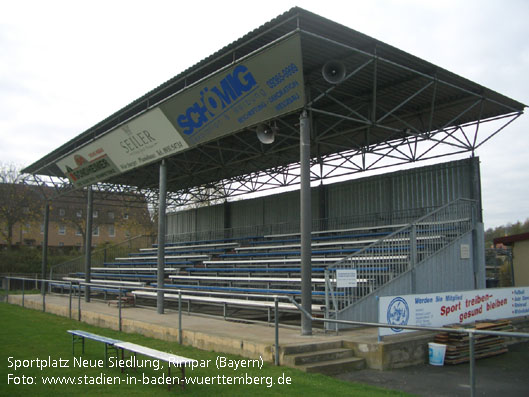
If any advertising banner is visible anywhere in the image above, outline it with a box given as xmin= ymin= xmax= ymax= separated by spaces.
xmin=55 ymin=34 xmax=305 ymax=188
xmin=56 ymin=108 xmax=189 ymax=188
xmin=159 ymin=33 xmax=305 ymax=147
xmin=378 ymin=287 xmax=529 ymax=337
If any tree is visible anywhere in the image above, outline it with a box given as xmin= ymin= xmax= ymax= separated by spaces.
xmin=485 ymin=218 xmax=529 ymax=248
xmin=52 ymin=189 xmax=154 ymax=252
xmin=0 ymin=163 xmax=43 ymax=247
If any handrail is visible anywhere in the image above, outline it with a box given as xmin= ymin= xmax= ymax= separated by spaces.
xmin=283 ymin=294 xmax=529 ymax=397
xmin=4 ymin=275 xmax=529 ymax=397
xmin=325 ymin=198 xmax=477 ymax=314
xmin=335 ymin=198 xmax=477 ymax=266
xmin=49 ymin=234 xmax=156 ymax=278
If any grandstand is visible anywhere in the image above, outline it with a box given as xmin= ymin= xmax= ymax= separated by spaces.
xmin=47 ymin=159 xmax=482 ymax=331
xmin=23 ymin=7 xmax=525 ymax=336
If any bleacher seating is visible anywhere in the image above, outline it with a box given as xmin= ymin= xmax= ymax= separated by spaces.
xmin=59 ymin=223 xmax=440 ymax=320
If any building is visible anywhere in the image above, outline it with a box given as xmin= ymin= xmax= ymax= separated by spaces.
xmin=0 ymin=184 xmax=153 ymax=249
xmin=494 ymin=233 xmax=529 ymax=287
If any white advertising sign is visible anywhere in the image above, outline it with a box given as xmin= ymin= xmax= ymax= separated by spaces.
xmin=56 ymin=108 xmax=189 ymax=187
xmin=378 ymin=287 xmax=529 ymax=337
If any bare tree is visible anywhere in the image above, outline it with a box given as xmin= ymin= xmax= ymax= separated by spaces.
xmin=53 ymin=189 xmax=154 ymax=252
xmin=0 ymin=162 xmax=43 ymax=247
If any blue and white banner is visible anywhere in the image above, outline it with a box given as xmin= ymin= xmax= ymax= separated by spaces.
xmin=159 ymin=33 xmax=305 ymax=147
xmin=378 ymin=287 xmax=529 ymax=336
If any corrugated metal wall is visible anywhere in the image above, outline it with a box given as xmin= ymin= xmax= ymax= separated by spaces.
xmin=326 ymin=158 xmax=476 ymax=219
xmin=167 ymin=158 xmax=479 ymax=236
xmin=166 ymin=205 xmax=225 ymax=235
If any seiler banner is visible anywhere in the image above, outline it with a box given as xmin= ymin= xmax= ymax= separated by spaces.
xmin=378 ymin=287 xmax=529 ymax=337
xmin=55 ymin=33 xmax=305 ymax=188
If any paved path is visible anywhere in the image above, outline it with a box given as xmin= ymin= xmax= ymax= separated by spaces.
xmin=336 ymin=342 xmax=529 ymax=396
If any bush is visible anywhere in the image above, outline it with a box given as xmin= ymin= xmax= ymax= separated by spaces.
xmin=0 ymin=246 xmax=79 ymax=274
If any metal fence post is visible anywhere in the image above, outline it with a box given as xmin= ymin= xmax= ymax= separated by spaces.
xmin=274 ymin=297 xmax=279 ymax=366
xmin=178 ymin=290 xmax=182 ymax=345
xmin=22 ymin=279 xmax=25 ymax=308
xmin=324 ymin=270 xmax=330 ymax=331
xmin=42 ymin=203 xmax=49 ymax=295
xmin=42 ymin=280 xmax=46 ymax=312
xmin=118 ymin=287 xmax=122 ymax=332
xmin=469 ymin=331 xmax=476 ymax=397
xmin=6 ymin=277 xmax=9 ymax=303
xmin=78 ymin=284 xmax=81 ymax=321
xmin=410 ymin=223 xmax=417 ymax=294
xmin=69 ymin=282 xmax=72 ymax=319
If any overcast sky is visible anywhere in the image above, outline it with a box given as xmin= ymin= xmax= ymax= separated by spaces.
xmin=1 ymin=0 xmax=528 ymax=229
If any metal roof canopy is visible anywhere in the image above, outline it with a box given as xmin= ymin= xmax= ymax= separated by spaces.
xmin=24 ymin=7 xmax=525 ymax=207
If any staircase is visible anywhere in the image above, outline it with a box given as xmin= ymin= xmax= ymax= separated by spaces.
xmin=326 ymin=198 xmax=478 ymax=324
xmin=281 ymin=341 xmax=365 ymax=374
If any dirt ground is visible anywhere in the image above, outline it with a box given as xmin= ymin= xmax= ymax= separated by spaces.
xmin=336 ymin=342 xmax=529 ymax=396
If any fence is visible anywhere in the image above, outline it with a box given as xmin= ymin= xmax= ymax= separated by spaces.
xmin=49 ymin=234 xmax=155 ymax=279
xmin=3 ymin=275 xmax=529 ymax=397
xmin=326 ymin=198 xmax=477 ymax=313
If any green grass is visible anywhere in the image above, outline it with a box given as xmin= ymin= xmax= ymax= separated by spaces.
xmin=0 ymin=303 xmax=410 ymax=396
xmin=0 ymin=289 xmax=41 ymax=296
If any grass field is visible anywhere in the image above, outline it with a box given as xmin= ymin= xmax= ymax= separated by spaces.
xmin=0 ymin=302 xmax=410 ymax=396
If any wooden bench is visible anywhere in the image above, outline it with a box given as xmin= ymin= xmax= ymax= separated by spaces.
xmin=131 ymin=290 xmax=324 ymax=313
xmin=63 ymin=277 xmax=145 ymax=287
xmin=52 ymin=283 xmax=132 ymax=299
xmin=67 ymin=330 xmax=122 ymax=367
xmin=115 ymin=254 xmax=209 ymax=261
xmin=154 ymin=282 xmax=331 ymax=297
xmin=114 ymin=341 xmax=195 ymax=390
xmin=203 ymin=257 xmax=341 ymax=266
xmin=170 ymin=275 xmax=328 ymax=283
xmin=140 ymin=241 xmax=239 ymax=252
xmin=264 ymin=223 xmax=406 ymax=239
xmin=103 ymin=261 xmax=193 ymax=267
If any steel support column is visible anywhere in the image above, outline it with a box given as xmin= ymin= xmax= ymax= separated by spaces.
xmin=157 ymin=160 xmax=167 ymax=314
xmin=84 ymin=186 xmax=93 ymax=302
xmin=300 ymin=110 xmax=312 ymax=335
xmin=41 ymin=202 xmax=49 ymax=295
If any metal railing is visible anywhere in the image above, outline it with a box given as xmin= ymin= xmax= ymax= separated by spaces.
xmin=285 ymin=296 xmax=529 ymax=397
xmin=3 ymin=275 xmax=529 ymax=397
xmin=49 ymin=234 xmax=156 ymax=279
xmin=326 ymin=199 xmax=477 ymax=313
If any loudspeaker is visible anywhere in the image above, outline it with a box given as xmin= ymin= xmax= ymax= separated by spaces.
xmin=322 ymin=60 xmax=346 ymax=84
xmin=256 ymin=124 xmax=276 ymax=144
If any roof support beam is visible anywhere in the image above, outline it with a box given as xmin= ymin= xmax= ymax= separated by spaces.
xmin=300 ymin=110 xmax=312 ymax=336
xmin=84 ymin=186 xmax=93 ymax=303
xmin=157 ymin=160 xmax=167 ymax=314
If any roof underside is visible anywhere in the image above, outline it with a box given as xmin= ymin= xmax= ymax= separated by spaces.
xmin=24 ymin=7 xmax=525 ymax=204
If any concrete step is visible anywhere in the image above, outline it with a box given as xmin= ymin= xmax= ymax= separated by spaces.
xmin=283 ymin=347 xmax=354 ymax=366
xmin=281 ymin=340 xmax=343 ymax=355
xmin=300 ymin=356 xmax=366 ymax=375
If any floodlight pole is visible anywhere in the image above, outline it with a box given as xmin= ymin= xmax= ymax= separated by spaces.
xmin=157 ymin=159 xmax=167 ymax=314
xmin=300 ymin=110 xmax=312 ymax=335
xmin=41 ymin=202 xmax=49 ymax=295
xmin=84 ymin=186 xmax=93 ymax=302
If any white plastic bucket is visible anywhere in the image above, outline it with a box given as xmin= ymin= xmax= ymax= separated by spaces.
xmin=428 ymin=342 xmax=447 ymax=366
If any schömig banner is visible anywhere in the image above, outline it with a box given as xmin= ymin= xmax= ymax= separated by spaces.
xmin=378 ymin=287 xmax=529 ymax=337
xmin=55 ymin=34 xmax=305 ymax=188
xmin=159 ymin=33 xmax=305 ymax=147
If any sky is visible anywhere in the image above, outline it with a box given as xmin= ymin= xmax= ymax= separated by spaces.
xmin=1 ymin=0 xmax=528 ymax=229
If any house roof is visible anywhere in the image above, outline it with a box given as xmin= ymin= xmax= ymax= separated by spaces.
xmin=494 ymin=232 xmax=529 ymax=246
